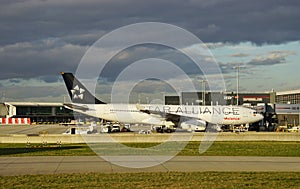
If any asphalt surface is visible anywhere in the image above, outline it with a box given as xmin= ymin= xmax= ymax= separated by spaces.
xmin=1 ymin=156 xmax=300 ymax=176
xmin=0 ymin=124 xmax=70 ymax=134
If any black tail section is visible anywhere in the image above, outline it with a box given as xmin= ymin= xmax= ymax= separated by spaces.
xmin=61 ymin=72 xmax=106 ymax=104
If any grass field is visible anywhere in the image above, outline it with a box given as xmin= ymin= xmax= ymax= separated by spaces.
xmin=1 ymin=172 xmax=300 ymax=188
xmin=1 ymin=142 xmax=300 ymax=188
xmin=1 ymin=141 xmax=300 ymax=157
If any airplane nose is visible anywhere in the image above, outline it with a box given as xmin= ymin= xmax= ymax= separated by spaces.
xmin=257 ymin=114 xmax=264 ymax=121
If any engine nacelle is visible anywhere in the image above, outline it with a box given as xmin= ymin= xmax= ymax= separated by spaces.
xmin=163 ymin=121 xmax=175 ymax=128
xmin=180 ymin=119 xmax=206 ymax=132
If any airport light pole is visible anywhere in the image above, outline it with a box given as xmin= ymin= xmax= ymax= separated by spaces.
xmin=201 ymin=80 xmax=206 ymax=106
xmin=233 ymin=65 xmax=240 ymax=105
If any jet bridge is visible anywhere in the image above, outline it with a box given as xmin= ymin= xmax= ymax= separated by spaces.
xmin=254 ymin=103 xmax=300 ymax=131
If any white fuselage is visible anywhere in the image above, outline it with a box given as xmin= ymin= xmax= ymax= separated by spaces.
xmin=67 ymin=103 xmax=264 ymax=126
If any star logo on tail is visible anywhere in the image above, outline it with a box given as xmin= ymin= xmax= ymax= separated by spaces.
xmin=71 ymin=85 xmax=85 ymax=100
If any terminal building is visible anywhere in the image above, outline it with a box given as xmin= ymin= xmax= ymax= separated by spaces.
xmin=274 ymin=90 xmax=300 ymax=127
xmin=276 ymin=89 xmax=300 ymax=104
xmin=165 ymin=91 xmax=275 ymax=106
xmin=0 ymin=102 xmax=96 ymax=124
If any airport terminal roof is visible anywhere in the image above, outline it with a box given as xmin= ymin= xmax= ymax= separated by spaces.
xmin=276 ymin=89 xmax=300 ymax=96
xmin=3 ymin=102 xmax=64 ymax=107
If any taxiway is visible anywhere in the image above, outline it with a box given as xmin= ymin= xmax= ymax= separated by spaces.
xmin=1 ymin=156 xmax=300 ymax=176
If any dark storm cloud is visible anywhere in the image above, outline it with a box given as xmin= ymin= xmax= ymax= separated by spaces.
xmin=100 ymin=44 xmax=202 ymax=81
xmin=0 ymin=0 xmax=299 ymax=46
xmin=0 ymin=38 xmax=85 ymax=80
xmin=0 ymin=0 xmax=299 ymax=82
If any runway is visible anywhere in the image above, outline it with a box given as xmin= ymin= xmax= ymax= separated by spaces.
xmin=1 ymin=156 xmax=300 ymax=176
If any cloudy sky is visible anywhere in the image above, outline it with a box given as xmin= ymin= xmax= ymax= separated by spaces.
xmin=0 ymin=0 xmax=300 ymax=102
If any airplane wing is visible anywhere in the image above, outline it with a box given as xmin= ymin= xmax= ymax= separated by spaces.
xmin=136 ymin=104 xmax=181 ymax=126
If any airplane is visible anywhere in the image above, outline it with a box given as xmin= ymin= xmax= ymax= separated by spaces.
xmin=61 ymin=72 xmax=264 ymax=132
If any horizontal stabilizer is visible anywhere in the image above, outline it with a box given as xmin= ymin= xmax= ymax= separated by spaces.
xmin=64 ymin=103 xmax=90 ymax=112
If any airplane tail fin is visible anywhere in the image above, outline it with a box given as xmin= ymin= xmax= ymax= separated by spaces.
xmin=61 ymin=72 xmax=106 ymax=104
